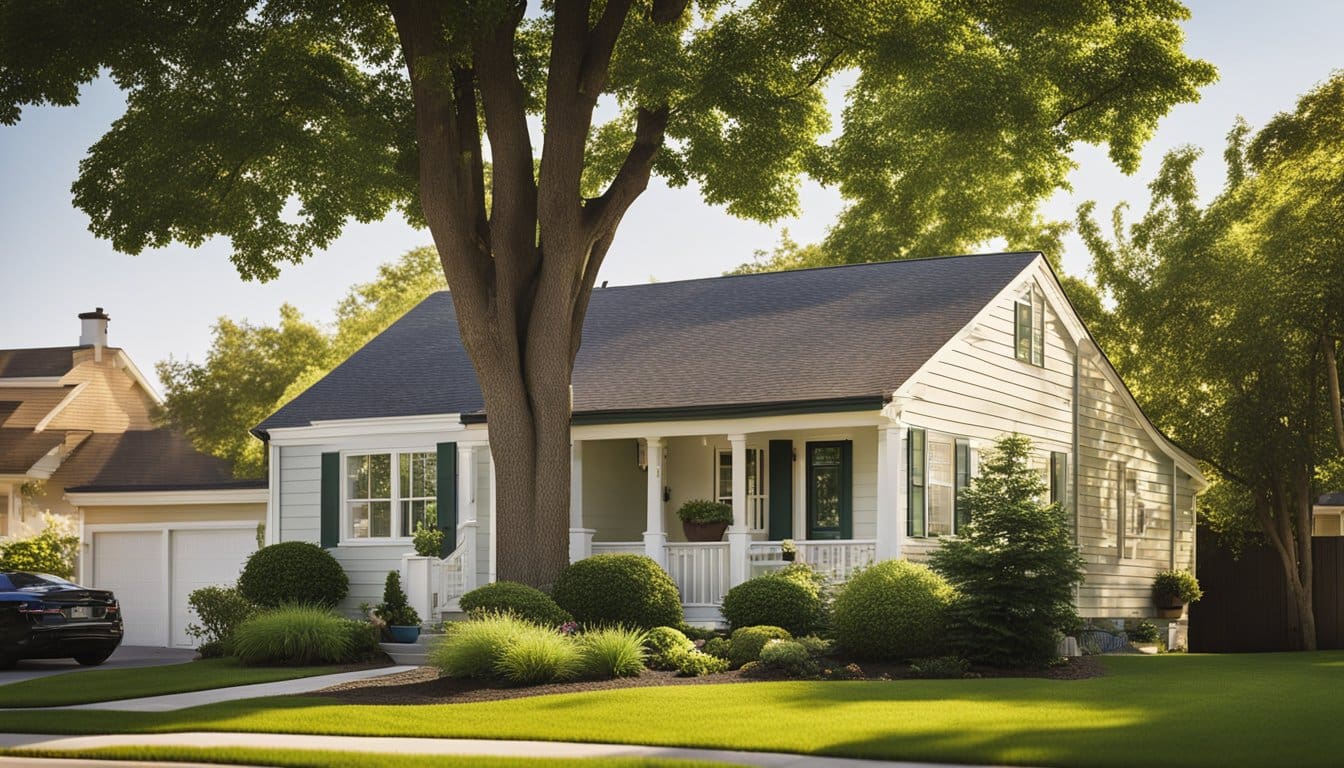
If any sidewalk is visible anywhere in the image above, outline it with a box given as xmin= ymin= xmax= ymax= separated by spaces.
xmin=13 ymin=666 xmax=418 ymax=713
xmin=0 ymin=732 xmax=1008 ymax=768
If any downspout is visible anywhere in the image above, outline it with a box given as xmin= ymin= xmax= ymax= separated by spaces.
xmin=1072 ymin=344 xmax=1081 ymax=546
xmin=1170 ymin=458 xmax=1178 ymax=569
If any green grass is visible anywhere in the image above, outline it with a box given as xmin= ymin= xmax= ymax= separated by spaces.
xmin=2 ymin=747 xmax=727 ymax=768
xmin=0 ymin=653 xmax=1341 ymax=766
xmin=0 ymin=657 xmax=352 ymax=707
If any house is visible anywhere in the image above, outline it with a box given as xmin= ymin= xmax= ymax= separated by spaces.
xmin=254 ymin=251 xmax=1206 ymax=626
xmin=1314 ymin=493 xmax=1344 ymax=536
xmin=0 ymin=309 xmax=266 ymax=647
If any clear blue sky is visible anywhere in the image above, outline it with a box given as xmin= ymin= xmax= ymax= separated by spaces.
xmin=0 ymin=0 xmax=1340 ymax=394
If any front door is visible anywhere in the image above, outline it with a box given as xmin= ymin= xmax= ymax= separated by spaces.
xmin=806 ymin=441 xmax=852 ymax=540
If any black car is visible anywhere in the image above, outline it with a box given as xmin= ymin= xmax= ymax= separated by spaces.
xmin=0 ymin=572 xmax=122 ymax=669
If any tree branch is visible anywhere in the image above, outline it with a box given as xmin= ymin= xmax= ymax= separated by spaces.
xmin=1323 ymin=334 xmax=1344 ymax=454
xmin=583 ymin=105 xmax=670 ymax=239
xmin=579 ymin=0 xmax=635 ymax=98
xmin=1053 ymin=82 xmax=1127 ymax=128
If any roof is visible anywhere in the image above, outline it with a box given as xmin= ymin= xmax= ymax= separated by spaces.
xmin=54 ymin=429 xmax=266 ymax=493
xmin=0 ymin=386 xmax=77 ymax=429
xmin=1318 ymin=492 xmax=1344 ymax=507
xmin=257 ymin=251 xmax=1040 ymax=433
xmin=0 ymin=429 xmax=72 ymax=474
xmin=0 ymin=347 xmax=78 ymax=379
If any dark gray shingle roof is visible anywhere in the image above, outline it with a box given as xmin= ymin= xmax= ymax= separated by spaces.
xmin=0 ymin=347 xmax=78 ymax=378
xmin=256 ymin=252 xmax=1039 ymax=433
xmin=57 ymin=429 xmax=266 ymax=492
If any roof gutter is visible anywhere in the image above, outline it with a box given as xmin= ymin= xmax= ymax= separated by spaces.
xmin=463 ymin=396 xmax=888 ymax=427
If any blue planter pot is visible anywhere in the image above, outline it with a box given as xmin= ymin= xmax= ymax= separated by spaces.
xmin=388 ymin=625 xmax=421 ymax=644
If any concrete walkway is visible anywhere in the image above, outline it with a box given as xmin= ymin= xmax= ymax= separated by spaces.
xmin=10 ymin=666 xmax=417 ymax=712
xmin=1 ymin=647 xmax=197 ymax=685
xmin=0 ymin=733 xmax=1007 ymax=768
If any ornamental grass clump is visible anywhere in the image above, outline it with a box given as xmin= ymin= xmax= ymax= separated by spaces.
xmin=231 ymin=605 xmax=356 ymax=666
xmin=928 ymin=434 xmax=1084 ymax=667
xmin=429 ymin=613 xmax=532 ymax=679
xmin=495 ymin=624 xmax=584 ymax=685
xmin=578 ymin=626 xmax=647 ymax=678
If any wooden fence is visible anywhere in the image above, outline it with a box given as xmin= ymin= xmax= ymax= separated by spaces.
xmin=1189 ymin=530 xmax=1344 ymax=652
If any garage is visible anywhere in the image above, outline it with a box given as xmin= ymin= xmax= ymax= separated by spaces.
xmin=88 ymin=523 xmax=258 ymax=648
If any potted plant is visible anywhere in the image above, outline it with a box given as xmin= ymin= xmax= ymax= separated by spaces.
xmin=780 ymin=539 xmax=797 ymax=562
xmin=1152 ymin=569 xmax=1202 ymax=619
xmin=677 ymin=499 xmax=733 ymax=542
xmin=376 ymin=570 xmax=422 ymax=643
xmin=412 ymin=521 xmax=445 ymax=558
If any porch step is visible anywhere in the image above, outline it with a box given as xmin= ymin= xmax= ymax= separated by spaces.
xmin=378 ymin=632 xmax=445 ymax=666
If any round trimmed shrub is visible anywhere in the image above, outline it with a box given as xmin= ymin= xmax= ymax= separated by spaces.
xmin=237 ymin=542 xmax=348 ymax=609
xmin=759 ymin=639 xmax=815 ymax=678
xmin=721 ymin=574 xmax=822 ymax=635
xmin=728 ymin=625 xmax=791 ymax=668
xmin=832 ymin=560 xmax=954 ymax=661
xmin=459 ymin=581 xmax=573 ymax=626
xmin=552 ymin=554 xmax=683 ymax=629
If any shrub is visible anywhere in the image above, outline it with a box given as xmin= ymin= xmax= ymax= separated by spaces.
xmin=553 ymin=554 xmax=683 ymax=629
xmin=677 ymin=623 xmax=719 ymax=642
xmin=908 ymin=656 xmax=972 ymax=679
xmin=795 ymin=635 xmax=833 ymax=657
xmin=412 ymin=522 xmax=445 ymax=558
xmin=758 ymin=639 xmax=816 ymax=678
xmin=1128 ymin=620 xmax=1161 ymax=644
xmin=644 ymin=626 xmax=693 ymax=670
xmin=928 ymin=435 xmax=1085 ymax=667
xmin=702 ymin=636 xmax=731 ymax=660
xmin=430 ymin=613 xmax=533 ymax=679
xmin=720 ymin=574 xmax=821 ymax=635
xmin=344 ymin=618 xmax=380 ymax=659
xmin=832 ymin=560 xmax=953 ymax=661
xmin=668 ymin=647 xmax=729 ymax=676
xmin=459 ymin=581 xmax=573 ymax=626
xmin=1153 ymin=570 xmax=1203 ymax=604
xmin=728 ymin=626 xmax=791 ymax=668
xmin=775 ymin=562 xmax=827 ymax=597
xmin=579 ymin=626 xmax=647 ymax=678
xmin=375 ymin=571 xmax=421 ymax=627
xmin=676 ymin=499 xmax=732 ymax=525
xmin=495 ymin=625 xmax=583 ymax=685
xmin=231 ymin=605 xmax=357 ymax=666
xmin=237 ymin=542 xmax=349 ymax=609
xmin=0 ymin=513 xmax=79 ymax=578
xmin=185 ymin=586 xmax=257 ymax=655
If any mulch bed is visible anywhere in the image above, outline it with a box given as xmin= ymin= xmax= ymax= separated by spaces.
xmin=310 ymin=655 xmax=1103 ymax=705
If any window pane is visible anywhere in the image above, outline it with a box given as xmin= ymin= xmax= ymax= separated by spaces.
xmin=810 ymin=466 xmax=840 ymax=530
xmin=349 ymin=501 xmax=371 ymax=539
xmin=1015 ymin=301 xmax=1032 ymax=362
xmin=746 ymin=449 xmax=758 ymax=495
xmin=717 ymin=452 xmax=732 ymax=503
xmin=812 ymin=446 xmax=841 ymax=465
xmin=370 ymin=454 xmax=391 ymax=499
xmin=370 ymin=501 xmax=392 ymax=538
xmin=402 ymin=500 xmax=431 ymax=537
xmin=928 ymin=440 xmax=951 ymax=485
xmin=1032 ymin=290 xmax=1045 ymax=366
xmin=928 ymin=484 xmax=953 ymax=536
xmin=420 ymin=453 xmax=437 ymax=497
xmin=399 ymin=454 xmax=412 ymax=499
xmin=347 ymin=455 xmax=368 ymax=500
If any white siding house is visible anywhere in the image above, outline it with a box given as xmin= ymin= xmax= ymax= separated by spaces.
xmin=256 ymin=252 xmax=1204 ymax=625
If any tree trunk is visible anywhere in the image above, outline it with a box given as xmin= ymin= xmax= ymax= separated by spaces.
xmin=1257 ymin=480 xmax=1317 ymax=650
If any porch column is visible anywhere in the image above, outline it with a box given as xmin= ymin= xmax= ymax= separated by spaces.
xmin=487 ymin=447 xmax=497 ymax=584
xmin=569 ymin=439 xmax=594 ymax=562
xmin=643 ymin=437 xmax=667 ymax=568
xmin=727 ymin=433 xmax=752 ymax=586
xmin=876 ymin=423 xmax=904 ymax=560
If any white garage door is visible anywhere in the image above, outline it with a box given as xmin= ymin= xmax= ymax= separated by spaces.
xmin=170 ymin=528 xmax=257 ymax=648
xmin=92 ymin=531 xmax=165 ymax=647
xmin=91 ymin=525 xmax=257 ymax=648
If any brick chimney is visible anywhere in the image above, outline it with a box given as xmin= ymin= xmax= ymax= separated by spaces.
xmin=78 ymin=307 xmax=110 ymax=361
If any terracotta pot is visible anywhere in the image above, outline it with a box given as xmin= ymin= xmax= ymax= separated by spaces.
xmin=1154 ymin=593 xmax=1185 ymax=619
xmin=682 ymin=520 xmax=729 ymax=542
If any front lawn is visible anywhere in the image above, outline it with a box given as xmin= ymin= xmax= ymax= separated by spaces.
xmin=0 ymin=653 xmax=1340 ymax=767
xmin=3 ymin=747 xmax=727 ymax=768
xmin=0 ymin=658 xmax=356 ymax=708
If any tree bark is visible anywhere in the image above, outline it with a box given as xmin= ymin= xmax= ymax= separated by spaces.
xmin=1255 ymin=476 xmax=1317 ymax=650
xmin=1323 ymin=335 xmax=1344 ymax=454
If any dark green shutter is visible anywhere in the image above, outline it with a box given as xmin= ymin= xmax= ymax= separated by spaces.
xmin=320 ymin=452 xmax=340 ymax=549
xmin=436 ymin=442 xmax=458 ymax=557
xmin=907 ymin=429 xmax=926 ymax=537
xmin=954 ymin=439 xmax=971 ymax=533
xmin=768 ymin=440 xmax=793 ymax=540
xmin=839 ymin=440 xmax=853 ymax=540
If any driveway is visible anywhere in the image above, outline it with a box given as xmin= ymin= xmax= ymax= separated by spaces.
xmin=1 ymin=646 xmax=196 ymax=684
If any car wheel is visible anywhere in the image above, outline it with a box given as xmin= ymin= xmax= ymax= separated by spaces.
xmin=73 ymin=649 xmax=116 ymax=667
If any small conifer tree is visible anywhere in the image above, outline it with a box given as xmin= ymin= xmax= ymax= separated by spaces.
xmin=929 ymin=434 xmax=1084 ymax=667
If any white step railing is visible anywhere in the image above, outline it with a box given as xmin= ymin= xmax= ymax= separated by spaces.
xmin=433 ymin=520 xmax=477 ymax=614
xmin=665 ymin=542 xmax=730 ymax=606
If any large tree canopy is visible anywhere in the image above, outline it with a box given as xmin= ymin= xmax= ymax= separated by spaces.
xmin=1078 ymin=72 xmax=1344 ymax=649
xmin=3 ymin=0 xmax=1214 ymax=586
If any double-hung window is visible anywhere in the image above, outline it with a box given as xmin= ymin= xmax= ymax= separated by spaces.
xmin=346 ymin=451 xmax=437 ymax=541
xmin=1015 ymin=285 xmax=1046 ymax=366
xmin=909 ymin=430 xmax=974 ymax=537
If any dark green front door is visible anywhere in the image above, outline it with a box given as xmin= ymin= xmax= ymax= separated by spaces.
xmin=806 ymin=440 xmax=852 ymax=540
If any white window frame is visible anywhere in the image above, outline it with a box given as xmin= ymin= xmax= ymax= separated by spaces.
xmin=926 ymin=436 xmax=955 ymax=537
xmin=1015 ymin=284 xmax=1047 ymax=367
xmin=715 ymin=447 xmax=767 ymax=533
xmin=340 ymin=448 xmax=437 ymax=545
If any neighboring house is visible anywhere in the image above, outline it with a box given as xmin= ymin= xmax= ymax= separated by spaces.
xmin=255 ymin=252 xmax=1206 ymax=625
xmin=0 ymin=309 xmax=266 ymax=647
xmin=1314 ymin=493 xmax=1344 ymax=536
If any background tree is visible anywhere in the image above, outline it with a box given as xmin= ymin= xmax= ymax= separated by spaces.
xmin=3 ymin=0 xmax=1213 ymax=586
xmin=1078 ymin=73 xmax=1344 ymax=649
xmin=929 ymin=434 xmax=1083 ymax=667
xmin=158 ymin=246 xmax=446 ymax=477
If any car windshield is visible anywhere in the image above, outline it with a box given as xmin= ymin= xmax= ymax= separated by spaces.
xmin=0 ymin=572 xmax=76 ymax=590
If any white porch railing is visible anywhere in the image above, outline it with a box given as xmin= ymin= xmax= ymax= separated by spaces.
xmin=748 ymin=539 xmax=877 ymax=583
xmin=665 ymin=542 xmax=730 ymax=606
xmin=591 ymin=541 xmax=644 ymax=555
xmin=432 ymin=520 xmax=477 ymax=614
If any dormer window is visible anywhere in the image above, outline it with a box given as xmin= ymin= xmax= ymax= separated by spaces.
xmin=1015 ymin=286 xmax=1045 ymax=367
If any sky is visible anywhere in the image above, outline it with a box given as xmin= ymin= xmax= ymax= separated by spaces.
xmin=0 ymin=0 xmax=1340 ymax=396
